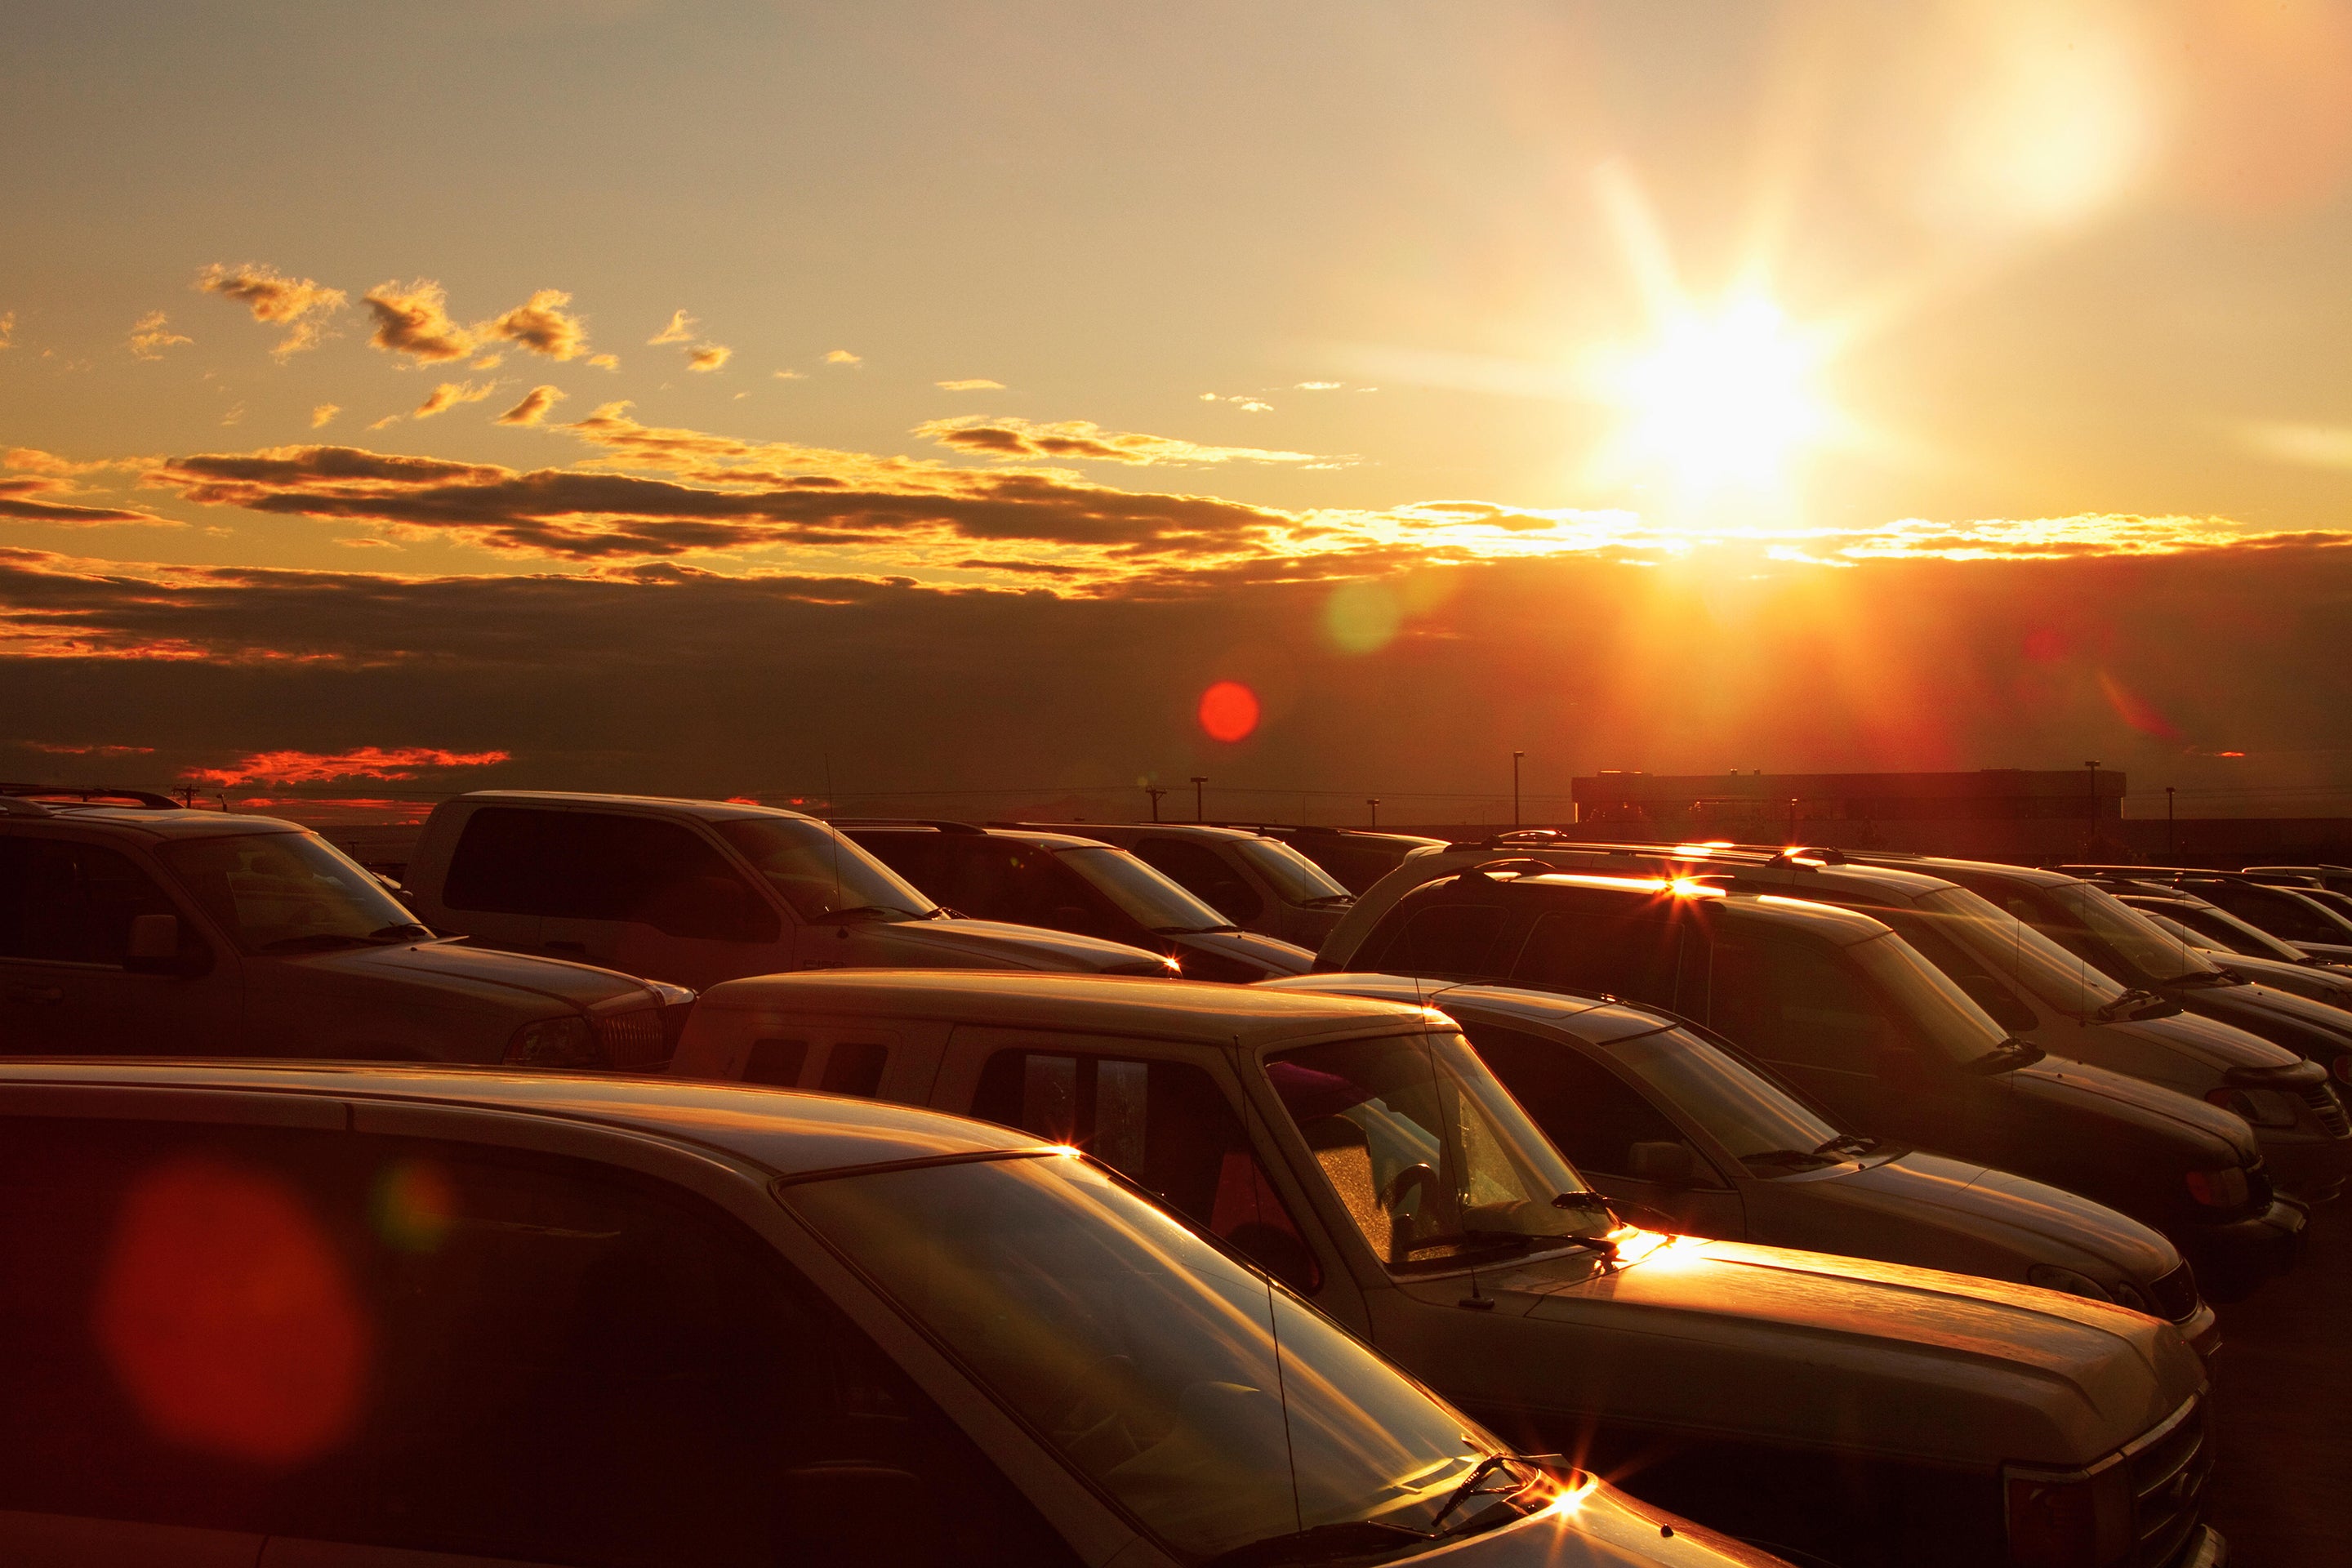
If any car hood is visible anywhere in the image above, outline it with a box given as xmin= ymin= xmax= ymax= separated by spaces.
xmin=1814 ymin=1151 xmax=2180 ymax=1281
xmin=1397 ymin=1479 xmax=1790 ymax=1567
xmin=2002 ymin=1054 xmax=2260 ymax=1162
xmin=1174 ymin=928 xmax=1316 ymax=977
xmin=1423 ymin=1234 xmax=2203 ymax=1468
xmin=302 ymin=939 xmax=659 ymax=1010
xmin=2181 ymin=978 xmax=2352 ymax=1046
xmin=2202 ymin=953 xmax=2352 ymax=1004
xmin=2093 ymin=1007 xmax=2302 ymax=1074
xmin=853 ymin=916 xmax=1174 ymax=973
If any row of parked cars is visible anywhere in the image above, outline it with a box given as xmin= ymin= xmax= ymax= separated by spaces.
xmin=7 ymin=781 xmax=2347 ymax=1567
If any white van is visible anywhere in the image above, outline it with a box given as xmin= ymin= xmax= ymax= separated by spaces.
xmin=404 ymin=792 xmax=1180 ymax=991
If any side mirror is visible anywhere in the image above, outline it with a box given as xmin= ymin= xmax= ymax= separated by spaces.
xmin=1628 ymin=1140 xmax=1696 ymax=1186
xmin=1045 ymin=903 xmax=1098 ymax=935
xmin=124 ymin=913 xmax=181 ymax=975
xmin=1959 ymin=976 xmax=2038 ymax=1033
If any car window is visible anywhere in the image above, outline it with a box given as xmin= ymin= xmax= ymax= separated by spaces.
xmin=1134 ymin=838 xmax=1263 ymax=923
xmin=922 ymin=840 xmax=1111 ymax=934
xmin=1055 ymin=845 xmax=1228 ymax=933
xmin=973 ymin=1050 xmax=1319 ymax=1293
xmin=1363 ymin=900 xmax=1508 ymax=976
xmin=2214 ymin=884 xmax=2352 ymax=946
xmin=1708 ymin=934 xmax=1893 ymax=1075
xmin=441 ymin=806 xmax=546 ymax=915
xmin=713 ymin=817 xmax=938 ymax=924
xmin=1463 ymin=1022 xmax=1706 ymax=1183
xmin=534 ymin=813 xmax=777 ymax=942
xmin=0 ymin=837 xmax=180 ymax=965
xmin=0 ymin=1116 xmax=1076 ymax=1568
xmin=1509 ymin=907 xmax=1683 ymax=1009
xmin=1228 ymin=839 xmax=1351 ymax=906
xmin=158 ymin=832 xmax=420 ymax=956
xmin=820 ymin=1040 xmax=890 ymax=1098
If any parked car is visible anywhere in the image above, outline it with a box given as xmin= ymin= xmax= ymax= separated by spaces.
xmin=2097 ymin=884 xmax=2352 ymax=1008
xmin=676 ymin=970 xmax=2222 ymax=1568
xmin=1262 ymin=973 xmax=2219 ymax=1356
xmin=2060 ymin=864 xmax=2352 ymax=960
xmin=0 ymin=1056 xmax=1772 ymax=1568
xmin=1372 ymin=839 xmax=2352 ymax=1206
xmin=403 ymin=791 xmax=1178 ymax=991
xmin=2242 ymin=862 xmax=2352 ymax=895
xmin=0 ymin=787 xmax=687 ymax=1069
xmin=1206 ymin=824 xmax=1453 ymax=895
xmin=1897 ymin=858 xmax=2352 ymax=1098
xmin=1318 ymin=862 xmax=2305 ymax=1297
xmin=842 ymin=821 xmax=1312 ymax=982
xmin=1011 ymin=822 xmax=1356 ymax=947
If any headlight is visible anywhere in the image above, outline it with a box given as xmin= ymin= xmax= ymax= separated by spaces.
xmin=2204 ymin=1087 xmax=2301 ymax=1128
xmin=2185 ymin=1165 xmax=2251 ymax=1208
xmin=2106 ymin=1277 xmax=2150 ymax=1313
xmin=506 ymin=1014 xmax=599 ymax=1067
xmin=2004 ymin=1457 xmax=2134 ymax=1568
xmin=2334 ymin=1054 xmax=2352 ymax=1085
xmin=2026 ymin=1264 xmax=2111 ymax=1303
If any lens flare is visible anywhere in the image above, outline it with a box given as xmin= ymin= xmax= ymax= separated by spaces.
xmin=372 ymin=1158 xmax=457 ymax=1252
xmin=1198 ymin=680 xmax=1260 ymax=742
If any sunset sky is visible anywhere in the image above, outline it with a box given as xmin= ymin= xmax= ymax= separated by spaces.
xmin=6 ymin=1 xmax=2352 ymax=822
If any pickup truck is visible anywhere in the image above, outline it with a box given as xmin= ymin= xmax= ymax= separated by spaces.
xmin=673 ymin=970 xmax=2221 ymax=1568
xmin=402 ymin=791 xmax=1182 ymax=990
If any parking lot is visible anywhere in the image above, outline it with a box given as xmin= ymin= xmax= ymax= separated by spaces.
xmin=2207 ymin=1199 xmax=2350 ymax=1563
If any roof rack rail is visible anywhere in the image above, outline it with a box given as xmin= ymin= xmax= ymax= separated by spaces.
xmin=0 ymin=782 xmax=180 ymax=810
xmin=833 ymin=817 xmax=988 ymax=835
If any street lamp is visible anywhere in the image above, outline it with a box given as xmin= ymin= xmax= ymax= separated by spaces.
xmin=2165 ymin=785 xmax=2176 ymax=858
xmin=1190 ymin=776 xmax=1207 ymax=822
xmin=1145 ymin=785 xmax=1168 ymax=823
xmin=1366 ymin=798 xmax=1379 ymax=828
xmin=1512 ymin=751 xmax=1526 ymax=827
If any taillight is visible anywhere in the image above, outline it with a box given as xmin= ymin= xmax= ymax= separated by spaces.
xmin=2184 ymin=1166 xmax=2251 ymax=1208
xmin=506 ymin=1014 xmax=599 ymax=1068
xmin=2004 ymin=1459 xmax=2134 ymax=1566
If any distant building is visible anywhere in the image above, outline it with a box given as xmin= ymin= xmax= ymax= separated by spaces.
xmin=1568 ymin=769 xmax=2125 ymax=858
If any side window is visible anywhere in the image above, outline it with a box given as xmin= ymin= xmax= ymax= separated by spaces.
xmin=0 ymin=838 xmax=180 ymax=965
xmin=819 ymin=1040 xmax=889 ymax=1098
xmin=745 ymin=1037 xmax=810 ymax=1086
xmin=971 ymin=1051 xmax=1320 ymax=1294
xmin=1361 ymin=902 xmax=1507 ymax=977
xmin=1708 ymin=936 xmax=1894 ymax=1074
xmin=1510 ymin=909 xmax=1682 ymax=1009
xmin=0 ymin=1116 xmax=1076 ymax=1568
xmin=544 ymin=813 xmax=780 ymax=942
xmin=442 ymin=806 xmax=547 ymax=915
xmin=1134 ymin=839 xmax=1263 ymax=924
xmin=1464 ymin=1024 xmax=1701 ymax=1182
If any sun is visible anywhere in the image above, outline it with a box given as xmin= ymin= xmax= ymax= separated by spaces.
xmin=1589 ymin=292 xmax=1838 ymax=512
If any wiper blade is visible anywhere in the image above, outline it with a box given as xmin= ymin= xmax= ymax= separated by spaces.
xmin=1428 ymin=1453 xmax=1544 ymax=1537
xmin=1812 ymin=1134 xmax=1880 ymax=1158
xmin=258 ymin=933 xmax=377 ymax=953
xmin=368 ymin=922 xmax=433 ymax=942
xmin=1302 ymin=895 xmax=1356 ymax=909
xmin=819 ymin=904 xmax=920 ymax=922
xmin=1205 ymin=1521 xmax=1431 ymax=1568
xmin=1971 ymin=1038 xmax=2045 ymax=1073
xmin=2096 ymin=987 xmax=2167 ymax=1021
xmin=1742 ymin=1148 xmax=1838 ymax=1169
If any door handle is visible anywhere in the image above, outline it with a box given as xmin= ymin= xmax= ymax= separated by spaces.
xmin=544 ymin=941 xmax=589 ymax=956
xmin=3 ymin=983 xmax=64 ymax=1004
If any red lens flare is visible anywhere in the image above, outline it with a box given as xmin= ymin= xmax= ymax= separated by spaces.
xmin=1197 ymin=680 xmax=1260 ymax=743
xmin=98 ymin=1156 xmax=372 ymax=1466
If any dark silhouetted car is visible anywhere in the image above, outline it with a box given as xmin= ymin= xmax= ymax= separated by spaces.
xmin=843 ymin=821 xmax=1312 ymax=982
xmin=1009 ymin=821 xmax=1357 ymax=947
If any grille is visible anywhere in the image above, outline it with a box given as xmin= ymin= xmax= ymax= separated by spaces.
xmin=2143 ymin=1261 xmax=2199 ymax=1325
xmin=593 ymin=1008 xmax=670 ymax=1071
xmin=2301 ymin=1081 xmax=2350 ymax=1137
xmin=2127 ymin=1396 xmax=2214 ymax=1568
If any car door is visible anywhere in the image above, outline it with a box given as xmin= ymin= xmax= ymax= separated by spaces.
xmin=0 ymin=1104 xmax=1081 ymax=1568
xmin=536 ymin=810 xmax=782 ymax=989
xmin=932 ymin=1027 xmax=1355 ymax=1323
xmin=1459 ymin=1019 xmax=1747 ymax=1239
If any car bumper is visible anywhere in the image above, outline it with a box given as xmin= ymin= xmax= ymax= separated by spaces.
xmin=2178 ymin=1196 xmax=2307 ymax=1300
xmin=2173 ymin=1298 xmax=2223 ymax=1362
xmin=2179 ymin=1524 xmax=2227 ymax=1568
xmin=2257 ymin=1127 xmax=2350 ymax=1205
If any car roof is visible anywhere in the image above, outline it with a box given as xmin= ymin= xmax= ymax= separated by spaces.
xmin=696 ymin=969 xmax=1437 ymax=1049
xmin=0 ymin=804 xmax=308 ymax=841
xmin=0 ymin=1058 xmax=1028 ymax=1177
xmin=451 ymin=790 xmax=814 ymax=825
xmin=1405 ymin=867 xmax=1894 ymax=945
xmin=1463 ymin=841 xmax=1961 ymax=905
xmin=1262 ymin=973 xmax=1677 ymax=1046
xmin=849 ymin=822 xmax=1112 ymax=853
xmin=1042 ymin=821 xmax=1281 ymax=844
xmin=1858 ymin=853 xmax=2082 ymax=889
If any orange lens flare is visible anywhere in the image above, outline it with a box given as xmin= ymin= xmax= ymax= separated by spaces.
xmin=97 ymin=1156 xmax=372 ymax=1466
xmin=1197 ymin=679 xmax=1260 ymax=743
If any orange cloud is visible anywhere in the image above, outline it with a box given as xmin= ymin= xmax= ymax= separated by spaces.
xmin=128 ymin=311 xmax=193 ymax=360
xmin=0 ymin=311 xmax=14 ymax=350
xmin=937 ymin=378 xmax=1005 ymax=391
xmin=411 ymin=381 xmax=499 ymax=421
xmin=647 ymin=310 xmax=697 ymax=345
xmin=194 ymin=264 xmax=348 ymax=358
xmin=310 ymin=404 xmax=340 ymax=429
xmin=687 ymin=344 xmax=731 ymax=372
xmin=361 ymin=279 xmax=474 ymax=362
xmin=180 ymin=745 xmax=510 ymax=787
xmin=915 ymin=416 xmax=1330 ymax=467
xmin=487 ymin=288 xmax=590 ymax=360
xmin=587 ymin=352 xmax=619 ymax=370
xmin=824 ymin=350 xmax=861 ymax=366
xmin=494 ymin=385 xmax=565 ymax=425
xmin=0 ymin=474 xmax=176 ymax=527
xmin=24 ymin=741 xmax=155 ymax=756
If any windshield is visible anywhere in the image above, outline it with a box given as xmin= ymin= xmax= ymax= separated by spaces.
xmin=784 ymin=1152 xmax=1497 ymax=1563
xmin=2047 ymin=882 xmax=2224 ymax=986
xmin=1265 ymin=1031 xmax=1606 ymax=1271
xmin=1606 ymin=1028 xmax=1842 ymax=1165
xmin=1845 ymin=931 xmax=2016 ymax=1064
xmin=1909 ymin=886 xmax=2127 ymax=1010
xmin=714 ymin=816 xmax=938 ymax=922
xmin=1060 ymin=845 xmax=1233 ymax=933
xmin=160 ymin=831 xmax=424 ymax=954
xmin=2162 ymin=902 xmax=2311 ymax=962
xmin=1234 ymin=838 xmax=1353 ymax=906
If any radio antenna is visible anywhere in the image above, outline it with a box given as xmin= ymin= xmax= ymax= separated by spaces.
xmin=824 ymin=752 xmax=844 ymax=922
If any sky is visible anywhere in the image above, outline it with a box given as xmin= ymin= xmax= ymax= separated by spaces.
xmin=5 ymin=0 xmax=2352 ymax=823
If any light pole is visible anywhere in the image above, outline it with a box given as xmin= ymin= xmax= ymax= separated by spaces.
xmin=1788 ymin=795 xmax=1798 ymax=844
xmin=1190 ymin=776 xmax=1207 ymax=822
xmin=1366 ymin=798 xmax=1379 ymax=828
xmin=1145 ymin=785 xmax=1167 ymax=822
xmin=2165 ymin=785 xmax=2176 ymax=858
xmin=2085 ymin=760 xmax=2101 ymax=851
xmin=1512 ymin=751 xmax=1525 ymax=827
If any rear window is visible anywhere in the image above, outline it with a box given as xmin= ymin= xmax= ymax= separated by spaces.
xmin=1509 ymin=908 xmax=1683 ymax=1009
xmin=1362 ymin=901 xmax=1507 ymax=976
